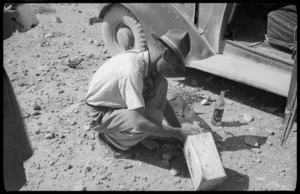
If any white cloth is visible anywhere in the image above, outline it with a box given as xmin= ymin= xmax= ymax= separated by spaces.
xmin=86 ymin=50 xmax=149 ymax=110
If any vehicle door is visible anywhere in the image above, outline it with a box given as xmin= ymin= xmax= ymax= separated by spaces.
xmin=197 ymin=3 xmax=236 ymax=54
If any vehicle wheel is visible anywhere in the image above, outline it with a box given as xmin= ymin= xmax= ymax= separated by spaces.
xmin=102 ymin=4 xmax=147 ymax=56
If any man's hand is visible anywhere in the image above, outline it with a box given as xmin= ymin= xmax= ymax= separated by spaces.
xmin=179 ymin=127 xmax=201 ymax=142
xmin=3 ymin=4 xmax=23 ymax=40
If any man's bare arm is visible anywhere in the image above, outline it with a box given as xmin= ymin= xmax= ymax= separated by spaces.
xmin=163 ymin=99 xmax=181 ymax=127
xmin=128 ymin=107 xmax=199 ymax=141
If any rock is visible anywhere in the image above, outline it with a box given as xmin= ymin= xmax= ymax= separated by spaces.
xmin=34 ymin=129 xmax=41 ymax=134
xmin=54 ymin=16 xmax=62 ymax=23
xmin=266 ymin=140 xmax=273 ymax=146
xmin=256 ymin=159 xmax=262 ymax=163
xmin=33 ymin=110 xmax=41 ymax=116
xmin=85 ymin=166 xmax=92 ymax=173
xmin=49 ymin=161 xmax=55 ymax=166
xmin=124 ymin=163 xmax=133 ymax=169
xmin=162 ymin=152 xmax=174 ymax=161
xmin=170 ymin=168 xmax=180 ymax=176
xmin=68 ymin=120 xmax=77 ymax=125
xmin=252 ymin=148 xmax=261 ymax=153
xmin=44 ymin=133 xmax=55 ymax=139
xmin=67 ymin=164 xmax=73 ymax=170
xmin=266 ymin=128 xmax=275 ymax=136
xmin=89 ymin=39 xmax=93 ymax=43
xmin=44 ymin=33 xmax=54 ymax=38
xmin=244 ymin=136 xmax=259 ymax=147
xmin=200 ymin=99 xmax=210 ymax=105
xmin=255 ymin=176 xmax=266 ymax=182
xmin=90 ymin=144 xmax=95 ymax=151
xmin=58 ymin=90 xmax=64 ymax=94
xmin=59 ymin=134 xmax=65 ymax=138
xmin=83 ymin=125 xmax=91 ymax=131
xmin=67 ymin=57 xmax=84 ymax=68
xmin=141 ymin=139 xmax=160 ymax=150
xmin=242 ymin=114 xmax=254 ymax=122
xmin=33 ymin=103 xmax=41 ymax=111
xmin=100 ymin=173 xmax=110 ymax=180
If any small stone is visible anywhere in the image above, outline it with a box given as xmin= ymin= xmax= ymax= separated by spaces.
xmin=162 ymin=152 xmax=174 ymax=161
xmin=242 ymin=114 xmax=254 ymax=122
xmin=34 ymin=129 xmax=41 ymax=134
xmin=59 ymin=134 xmax=65 ymax=138
xmin=68 ymin=120 xmax=77 ymax=125
xmin=44 ymin=133 xmax=55 ymax=139
xmin=244 ymin=136 xmax=259 ymax=147
xmin=141 ymin=139 xmax=160 ymax=150
xmin=170 ymin=168 xmax=180 ymax=176
xmin=33 ymin=110 xmax=41 ymax=116
xmin=58 ymin=90 xmax=64 ymax=94
xmin=256 ymin=159 xmax=262 ymax=163
xmin=252 ymin=148 xmax=261 ymax=153
xmin=124 ymin=163 xmax=133 ymax=169
xmin=49 ymin=161 xmax=55 ymax=166
xmin=44 ymin=33 xmax=54 ymax=38
xmin=54 ymin=16 xmax=62 ymax=23
xmin=67 ymin=164 xmax=73 ymax=170
xmin=83 ymin=125 xmax=91 ymax=131
xmin=100 ymin=173 xmax=109 ymax=180
xmin=90 ymin=144 xmax=95 ymax=151
xmin=266 ymin=140 xmax=273 ymax=146
xmin=200 ymin=99 xmax=210 ymax=105
xmin=89 ymin=39 xmax=93 ymax=43
xmin=85 ymin=166 xmax=92 ymax=173
xmin=33 ymin=103 xmax=42 ymax=111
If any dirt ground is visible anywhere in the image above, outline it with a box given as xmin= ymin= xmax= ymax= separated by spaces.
xmin=3 ymin=4 xmax=297 ymax=191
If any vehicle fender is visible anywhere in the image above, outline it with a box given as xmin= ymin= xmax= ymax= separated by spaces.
xmin=96 ymin=3 xmax=215 ymax=65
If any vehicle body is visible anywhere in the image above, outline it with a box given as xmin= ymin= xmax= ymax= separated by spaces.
xmin=89 ymin=3 xmax=296 ymax=98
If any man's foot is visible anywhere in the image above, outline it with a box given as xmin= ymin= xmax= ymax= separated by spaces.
xmin=97 ymin=133 xmax=133 ymax=159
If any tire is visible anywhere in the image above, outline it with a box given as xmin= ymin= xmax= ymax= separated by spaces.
xmin=102 ymin=4 xmax=147 ymax=56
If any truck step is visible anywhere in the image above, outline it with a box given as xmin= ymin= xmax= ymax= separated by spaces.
xmin=188 ymin=54 xmax=291 ymax=97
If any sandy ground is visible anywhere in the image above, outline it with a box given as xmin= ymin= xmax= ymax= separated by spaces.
xmin=3 ymin=3 xmax=297 ymax=191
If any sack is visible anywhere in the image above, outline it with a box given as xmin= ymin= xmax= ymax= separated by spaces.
xmin=267 ymin=5 xmax=297 ymax=51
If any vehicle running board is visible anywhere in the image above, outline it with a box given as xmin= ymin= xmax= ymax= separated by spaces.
xmin=188 ymin=54 xmax=291 ymax=97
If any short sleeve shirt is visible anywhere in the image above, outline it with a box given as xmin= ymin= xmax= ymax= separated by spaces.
xmin=85 ymin=51 xmax=149 ymax=110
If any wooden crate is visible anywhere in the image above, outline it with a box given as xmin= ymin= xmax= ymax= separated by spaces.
xmin=183 ymin=132 xmax=227 ymax=190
